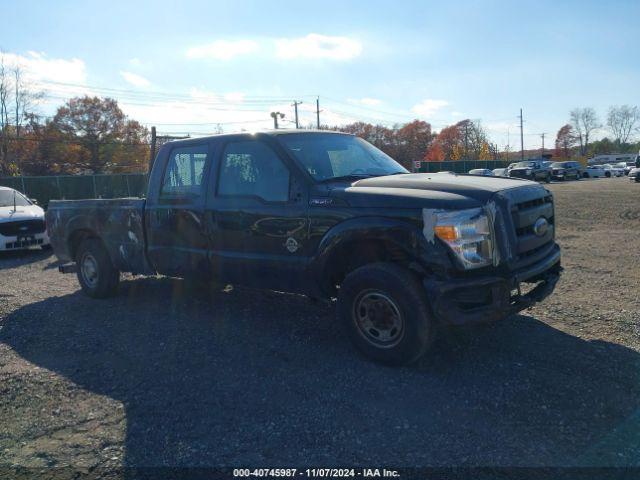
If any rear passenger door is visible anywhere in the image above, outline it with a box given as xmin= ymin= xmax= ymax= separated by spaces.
xmin=206 ymin=138 xmax=309 ymax=292
xmin=146 ymin=143 xmax=213 ymax=278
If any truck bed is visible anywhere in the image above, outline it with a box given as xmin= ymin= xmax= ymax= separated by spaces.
xmin=46 ymin=198 xmax=150 ymax=274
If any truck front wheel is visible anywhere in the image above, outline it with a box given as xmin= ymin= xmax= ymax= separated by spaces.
xmin=338 ymin=263 xmax=434 ymax=365
xmin=76 ymin=238 xmax=120 ymax=298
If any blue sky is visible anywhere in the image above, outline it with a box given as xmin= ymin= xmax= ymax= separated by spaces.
xmin=2 ymin=0 xmax=639 ymax=149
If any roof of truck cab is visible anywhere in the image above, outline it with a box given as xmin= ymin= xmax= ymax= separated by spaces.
xmin=163 ymin=129 xmax=352 ymax=146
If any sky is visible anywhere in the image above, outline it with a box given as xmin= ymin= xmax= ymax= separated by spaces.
xmin=2 ymin=0 xmax=639 ymax=150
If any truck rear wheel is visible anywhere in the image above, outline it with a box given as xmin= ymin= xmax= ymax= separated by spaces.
xmin=76 ymin=238 xmax=120 ymax=298
xmin=337 ymin=263 xmax=434 ymax=365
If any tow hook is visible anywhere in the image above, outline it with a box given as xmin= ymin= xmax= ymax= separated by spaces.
xmin=58 ymin=263 xmax=77 ymax=274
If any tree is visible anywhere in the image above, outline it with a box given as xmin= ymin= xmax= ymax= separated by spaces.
xmin=53 ymin=96 xmax=147 ymax=173
xmin=478 ymin=141 xmax=491 ymax=160
xmin=607 ymin=105 xmax=638 ymax=145
xmin=424 ymin=141 xmax=445 ymax=161
xmin=570 ymin=108 xmax=600 ymax=155
xmin=393 ymin=120 xmax=433 ymax=168
xmin=0 ymin=54 xmax=10 ymax=174
xmin=554 ymin=124 xmax=577 ymax=159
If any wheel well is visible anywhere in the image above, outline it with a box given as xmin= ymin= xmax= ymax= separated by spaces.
xmin=68 ymin=229 xmax=98 ymax=260
xmin=323 ymin=239 xmax=413 ymax=295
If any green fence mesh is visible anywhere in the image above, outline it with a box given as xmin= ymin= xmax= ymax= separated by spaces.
xmin=0 ymin=174 xmax=147 ymax=208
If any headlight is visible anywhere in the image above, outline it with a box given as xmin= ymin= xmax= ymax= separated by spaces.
xmin=526 ymin=169 xmax=532 ymax=175
xmin=425 ymin=207 xmax=494 ymax=269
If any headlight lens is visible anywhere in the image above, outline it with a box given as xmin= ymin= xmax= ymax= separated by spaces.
xmin=427 ymin=207 xmax=494 ymax=269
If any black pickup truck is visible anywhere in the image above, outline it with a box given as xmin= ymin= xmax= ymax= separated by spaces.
xmin=47 ymin=131 xmax=561 ymax=365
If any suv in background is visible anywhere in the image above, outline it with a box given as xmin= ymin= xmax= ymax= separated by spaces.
xmin=550 ymin=161 xmax=583 ymax=181
xmin=508 ymin=160 xmax=552 ymax=183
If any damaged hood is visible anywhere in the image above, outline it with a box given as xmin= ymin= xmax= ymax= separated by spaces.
xmin=326 ymin=172 xmax=536 ymax=209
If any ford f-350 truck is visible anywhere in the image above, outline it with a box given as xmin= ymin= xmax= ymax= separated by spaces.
xmin=47 ymin=131 xmax=561 ymax=365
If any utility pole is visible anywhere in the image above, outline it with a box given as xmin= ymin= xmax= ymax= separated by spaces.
xmin=463 ymin=122 xmax=469 ymax=160
xmin=149 ymin=126 xmax=157 ymax=173
xmin=292 ymin=101 xmax=302 ymax=129
xmin=540 ymin=132 xmax=546 ymax=156
xmin=518 ymin=108 xmax=524 ymax=161
xmin=270 ymin=111 xmax=284 ymax=129
xmin=316 ymin=97 xmax=321 ymax=129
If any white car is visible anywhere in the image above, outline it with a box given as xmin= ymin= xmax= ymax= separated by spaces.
xmin=584 ymin=165 xmax=606 ymax=178
xmin=492 ymin=168 xmax=508 ymax=177
xmin=0 ymin=187 xmax=50 ymax=251
xmin=468 ymin=168 xmax=493 ymax=176
xmin=600 ymin=164 xmax=625 ymax=177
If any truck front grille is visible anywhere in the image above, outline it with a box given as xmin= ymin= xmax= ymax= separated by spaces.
xmin=0 ymin=219 xmax=46 ymax=237
xmin=509 ymin=192 xmax=555 ymax=269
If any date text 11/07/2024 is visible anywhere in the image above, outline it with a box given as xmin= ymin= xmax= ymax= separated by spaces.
xmin=233 ymin=468 xmax=400 ymax=477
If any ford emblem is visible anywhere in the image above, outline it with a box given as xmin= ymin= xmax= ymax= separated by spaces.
xmin=533 ymin=217 xmax=549 ymax=237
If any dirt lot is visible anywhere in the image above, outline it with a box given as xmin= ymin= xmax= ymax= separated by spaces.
xmin=1 ymin=177 xmax=639 ymax=472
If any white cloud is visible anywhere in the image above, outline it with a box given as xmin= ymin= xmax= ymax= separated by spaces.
xmin=2 ymin=51 xmax=86 ymax=86
xmin=275 ymin=34 xmax=362 ymax=60
xmin=186 ymin=40 xmax=259 ymax=60
xmin=411 ymin=99 xmax=449 ymax=117
xmin=120 ymin=71 xmax=151 ymax=88
xmin=348 ymin=97 xmax=382 ymax=106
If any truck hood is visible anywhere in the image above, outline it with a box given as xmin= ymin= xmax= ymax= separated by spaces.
xmin=325 ymin=172 xmax=536 ymax=209
xmin=0 ymin=204 xmax=45 ymax=223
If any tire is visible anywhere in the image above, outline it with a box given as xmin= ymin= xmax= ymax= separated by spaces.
xmin=605 ymin=171 xmax=611 ymax=178
xmin=75 ymin=238 xmax=120 ymax=298
xmin=337 ymin=262 xmax=434 ymax=366
xmin=583 ymin=172 xmax=589 ymax=178
xmin=545 ymin=173 xmax=551 ymax=183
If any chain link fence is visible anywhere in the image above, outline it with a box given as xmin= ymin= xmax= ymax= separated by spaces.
xmin=0 ymin=174 xmax=147 ymax=208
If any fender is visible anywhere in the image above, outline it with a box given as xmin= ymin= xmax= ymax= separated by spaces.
xmin=307 ymin=216 xmax=452 ymax=296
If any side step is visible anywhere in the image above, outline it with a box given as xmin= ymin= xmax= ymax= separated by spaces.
xmin=58 ymin=263 xmax=77 ymax=274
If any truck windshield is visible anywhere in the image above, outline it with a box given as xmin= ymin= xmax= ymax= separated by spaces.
xmin=278 ymin=133 xmax=408 ymax=181
xmin=0 ymin=190 xmax=31 ymax=208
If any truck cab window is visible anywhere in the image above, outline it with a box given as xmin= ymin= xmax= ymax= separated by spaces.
xmin=218 ymin=141 xmax=290 ymax=202
xmin=161 ymin=145 xmax=208 ymax=197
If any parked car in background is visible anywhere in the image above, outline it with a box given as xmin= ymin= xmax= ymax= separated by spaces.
xmin=599 ymin=164 xmax=625 ymax=177
xmin=508 ymin=160 xmax=552 ymax=183
xmin=623 ymin=162 xmax=636 ymax=175
xmin=0 ymin=187 xmax=50 ymax=251
xmin=492 ymin=168 xmax=508 ymax=177
xmin=584 ymin=165 xmax=606 ymax=178
xmin=589 ymin=154 xmax=638 ymax=166
xmin=468 ymin=168 xmax=493 ymax=176
xmin=629 ymin=168 xmax=640 ymax=182
xmin=550 ymin=161 xmax=583 ymax=181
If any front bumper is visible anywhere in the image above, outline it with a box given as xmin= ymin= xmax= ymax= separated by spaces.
xmin=0 ymin=231 xmax=50 ymax=250
xmin=509 ymin=170 xmax=533 ymax=179
xmin=424 ymin=245 xmax=562 ymax=326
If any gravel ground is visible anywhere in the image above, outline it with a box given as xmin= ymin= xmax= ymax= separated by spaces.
xmin=1 ymin=177 xmax=639 ymax=472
